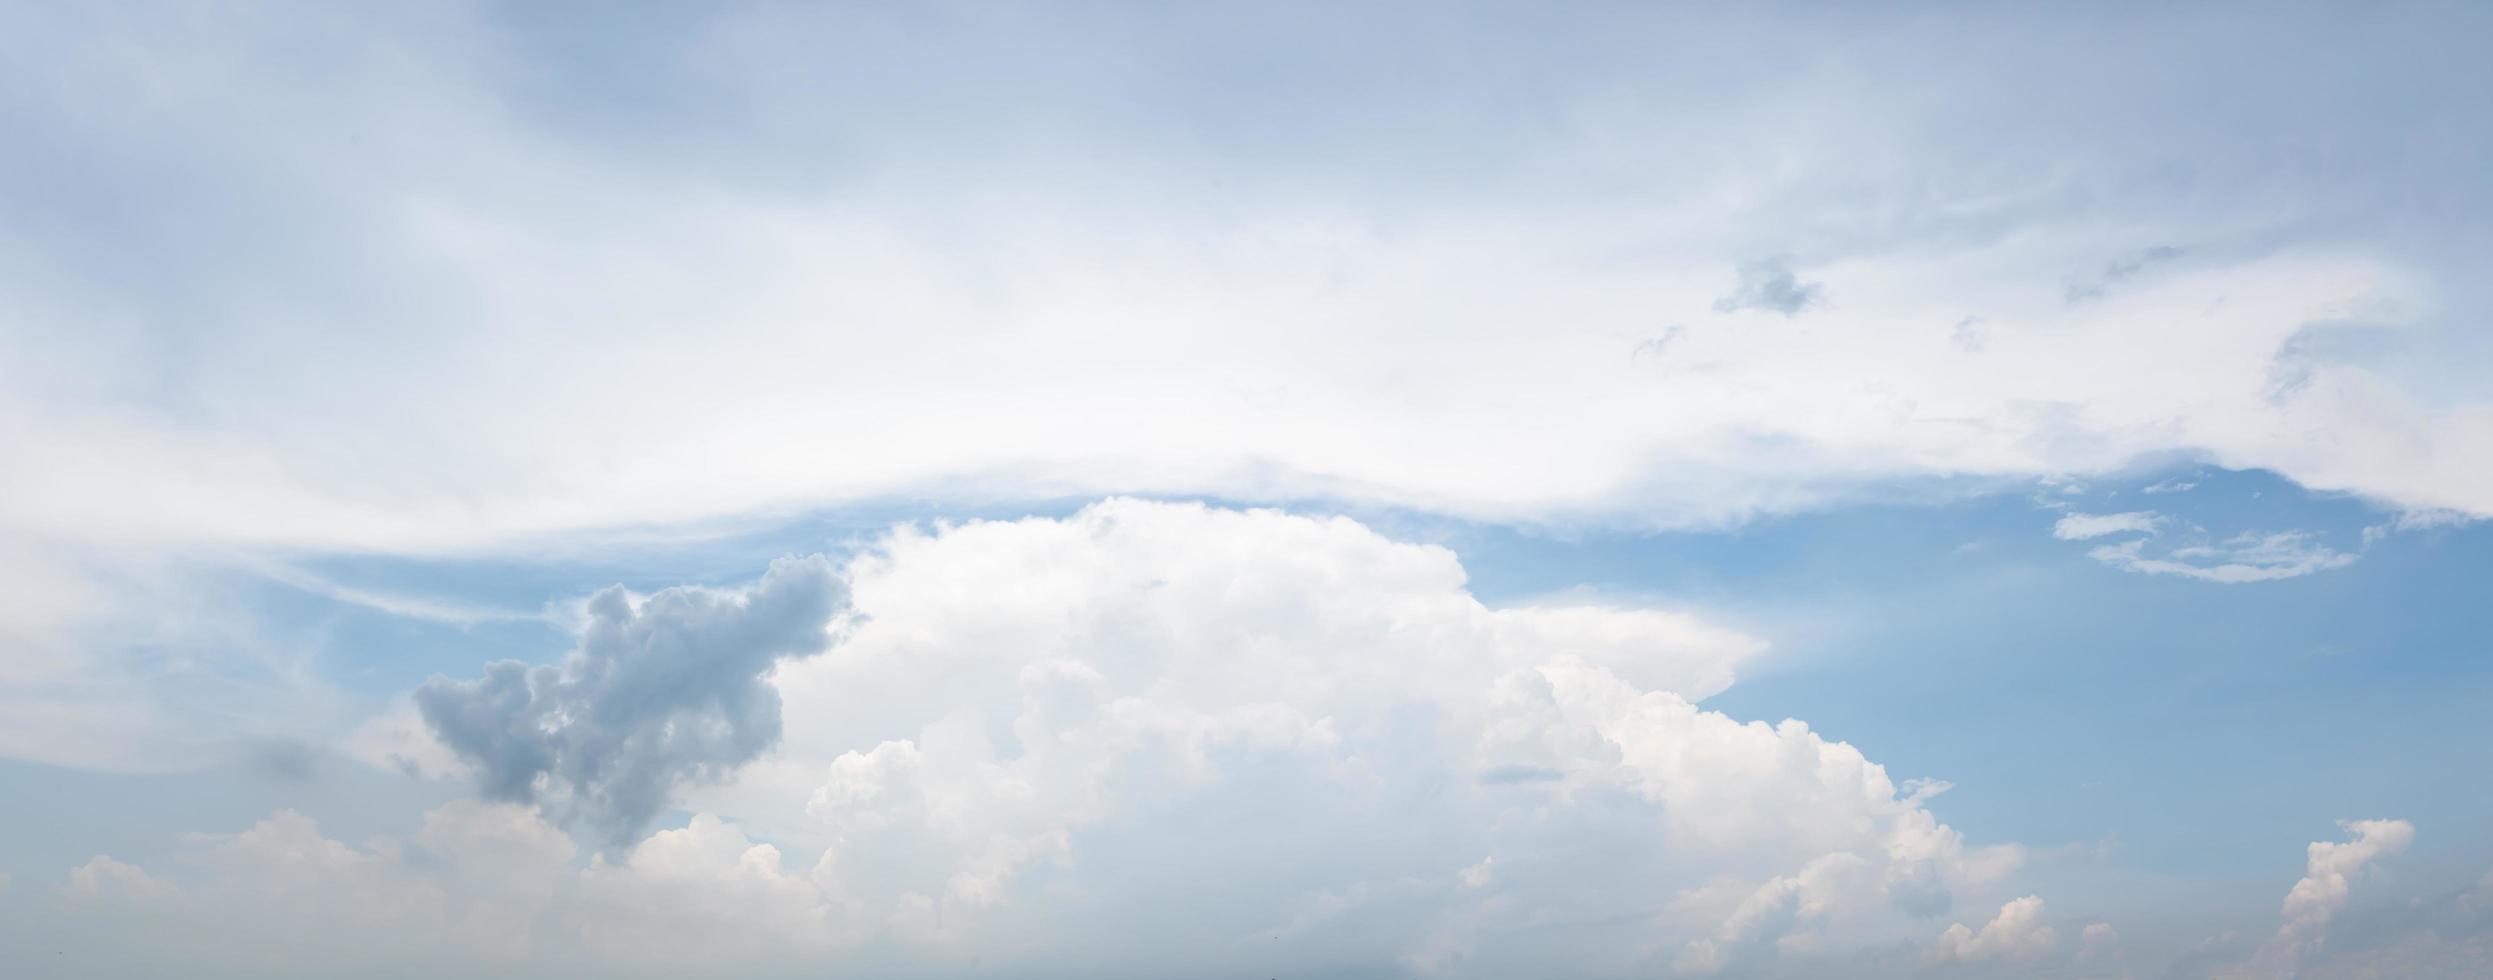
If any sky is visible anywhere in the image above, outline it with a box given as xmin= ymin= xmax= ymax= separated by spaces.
xmin=1 ymin=2 xmax=2489 ymax=978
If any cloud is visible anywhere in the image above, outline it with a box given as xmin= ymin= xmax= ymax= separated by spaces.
xmin=2229 ymin=819 xmax=2415 ymax=980
xmin=2046 ymin=504 xmax=2362 ymax=584
xmin=2087 ymin=531 xmax=2358 ymax=583
xmin=30 ymin=804 xmax=854 ymax=977
xmin=54 ymin=501 xmax=2027 ymax=977
xmin=2066 ymin=245 xmax=2186 ymax=304
xmin=341 ymin=698 xmax=472 ymax=781
xmin=1713 ymin=256 xmax=1826 ymax=316
xmin=2 ymin=3 xmax=2486 ymax=606
xmin=2082 ymin=920 xmax=2123 ymax=957
xmin=239 ymin=735 xmax=321 ymax=782
xmin=2302 ymin=933 xmax=2493 ymax=980
xmin=1927 ymin=895 xmax=2058 ymax=966
xmin=242 ymin=559 xmax=551 ymax=627
xmin=415 ymin=555 xmax=846 ymax=847
xmin=751 ymin=500 xmax=2015 ymax=974
xmin=1 ymin=5 xmax=2489 ymax=786
xmin=61 ymin=855 xmax=174 ymax=906
xmin=2363 ymin=507 xmax=2478 ymax=545
xmin=1674 ymin=852 xmax=1868 ymax=974
xmin=2053 ymin=511 xmax=2164 ymax=539
xmin=2255 ymin=859 xmax=2493 ymax=980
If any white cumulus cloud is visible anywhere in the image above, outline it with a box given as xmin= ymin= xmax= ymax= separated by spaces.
xmin=44 ymin=500 xmax=2027 ymax=978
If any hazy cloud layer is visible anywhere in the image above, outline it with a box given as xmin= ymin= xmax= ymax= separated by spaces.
xmin=5 ymin=5 xmax=2491 ymax=774
xmin=1 ymin=1 xmax=2489 ymax=576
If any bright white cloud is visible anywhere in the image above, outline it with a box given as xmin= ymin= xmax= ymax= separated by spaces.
xmin=44 ymin=500 xmax=2025 ymax=977
xmin=755 ymin=500 xmax=2017 ymax=974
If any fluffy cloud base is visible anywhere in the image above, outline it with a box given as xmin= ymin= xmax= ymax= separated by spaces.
xmin=39 ymin=500 xmax=2029 ymax=978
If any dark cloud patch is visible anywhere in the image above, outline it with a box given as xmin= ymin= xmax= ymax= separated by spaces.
xmin=2065 ymin=245 xmax=2186 ymax=304
xmin=416 ymin=555 xmax=846 ymax=849
xmin=241 ymin=736 xmax=321 ymax=783
xmin=1713 ymin=256 xmax=1824 ymax=316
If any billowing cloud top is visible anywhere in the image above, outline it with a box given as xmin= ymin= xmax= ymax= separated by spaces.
xmin=39 ymin=501 xmax=2030 ymax=978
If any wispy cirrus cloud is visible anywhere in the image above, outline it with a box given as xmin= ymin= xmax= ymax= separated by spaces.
xmin=2088 ymin=531 xmax=2358 ymax=584
xmin=2053 ymin=511 xmax=2165 ymax=540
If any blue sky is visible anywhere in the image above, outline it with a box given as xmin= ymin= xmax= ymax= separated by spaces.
xmin=3 ymin=3 xmax=2491 ymax=978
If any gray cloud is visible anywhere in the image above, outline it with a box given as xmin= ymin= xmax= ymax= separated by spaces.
xmin=240 ymin=735 xmax=321 ymax=783
xmin=416 ymin=555 xmax=846 ymax=848
xmin=1713 ymin=256 xmax=1824 ymax=316
xmin=2065 ymin=245 xmax=2186 ymax=304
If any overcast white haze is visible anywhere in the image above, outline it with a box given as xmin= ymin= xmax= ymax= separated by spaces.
xmin=4 ymin=2 xmax=2493 ymax=978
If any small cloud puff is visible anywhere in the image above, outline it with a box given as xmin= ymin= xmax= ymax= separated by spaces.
xmin=1714 ymin=256 xmax=1825 ymax=316
xmin=1928 ymin=895 xmax=2058 ymax=966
